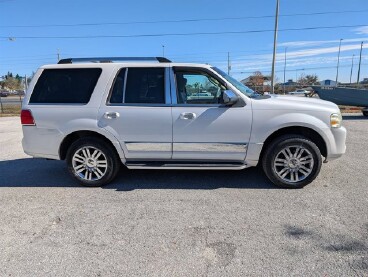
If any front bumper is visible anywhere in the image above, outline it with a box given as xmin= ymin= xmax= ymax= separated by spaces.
xmin=325 ymin=126 xmax=347 ymax=161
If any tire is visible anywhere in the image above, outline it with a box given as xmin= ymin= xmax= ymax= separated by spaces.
xmin=66 ymin=137 xmax=121 ymax=187
xmin=363 ymin=111 xmax=368 ymax=117
xmin=262 ymin=135 xmax=322 ymax=189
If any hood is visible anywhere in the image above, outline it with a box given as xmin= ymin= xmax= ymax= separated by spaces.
xmin=251 ymin=94 xmax=340 ymax=113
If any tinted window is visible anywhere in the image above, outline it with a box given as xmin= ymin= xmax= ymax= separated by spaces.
xmin=175 ymin=70 xmax=225 ymax=104
xmin=30 ymin=68 xmax=101 ymax=104
xmin=109 ymin=68 xmax=126 ymax=104
xmin=124 ymin=68 xmax=165 ymax=104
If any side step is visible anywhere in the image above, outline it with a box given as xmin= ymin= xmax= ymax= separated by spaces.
xmin=125 ymin=161 xmax=247 ymax=170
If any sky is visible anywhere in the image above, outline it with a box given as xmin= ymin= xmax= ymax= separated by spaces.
xmin=1 ymin=0 xmax=368 ymax=83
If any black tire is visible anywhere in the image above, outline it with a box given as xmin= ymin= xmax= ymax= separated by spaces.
xmin=262 ymin=135 xmax=322 ymax=189
xmin=363 ymin=111 xmax=368 ymax=117
xmin=66 ymin=137 xmax=121 ymax=187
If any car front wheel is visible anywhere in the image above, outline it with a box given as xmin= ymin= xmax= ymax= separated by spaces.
xmin=262 ymin=135 xmax=322 ymax=188
xmin=66 ymin=137 xmax=121 ymax=187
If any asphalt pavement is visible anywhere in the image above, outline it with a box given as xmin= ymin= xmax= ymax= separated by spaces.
xmin=0 ymin=115 xmax=367 ymax=276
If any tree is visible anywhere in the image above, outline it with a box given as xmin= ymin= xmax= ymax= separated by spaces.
xmin=243 ymin=71 xmax=272 ymax=92
xmin=298 ymin=74 xmax=318 ymax=86
xmin=3 ymin=77 xmax=21 ymax=90
xmin=5 ymin=72 xmax=13 ymax=79
xmin=246 ymin=71 xmax=265 ymax=87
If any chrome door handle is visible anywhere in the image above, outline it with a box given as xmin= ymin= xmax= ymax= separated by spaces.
xmin=104 ymin=112 xmax=120 ymax=119
xmin=180 ymin=112 xmax=196 ymax=120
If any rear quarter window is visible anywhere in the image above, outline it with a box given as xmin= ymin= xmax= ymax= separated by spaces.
xmin=29 ymin=68 xmax=102 ymax=104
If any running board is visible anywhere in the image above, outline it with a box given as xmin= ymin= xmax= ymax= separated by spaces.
xmin=125 ymin=161 xmax=248 ymax=170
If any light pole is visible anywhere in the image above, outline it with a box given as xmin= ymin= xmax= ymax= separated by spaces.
xmin=283 ymin=47 xmax=287 ymax=93
xmin=162 ymin=45 xmax=165 ymax=57
xmin=270 ymin=0 xmax=279 ymax=94
xmin=227 ymin=52 xmax=231 ymax=75
xmin=357 ymin=42 xmax=363 ymax=85
xmin=349 ymin=54 xmax=355 ymax=85
xmin=335 ymin=38 xmax=343 ymax=86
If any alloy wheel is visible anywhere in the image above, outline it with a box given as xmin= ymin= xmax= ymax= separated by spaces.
xmin=72 ymin=146 xmax=108 ymax=181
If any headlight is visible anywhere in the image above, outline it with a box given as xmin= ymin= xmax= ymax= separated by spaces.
xmin=330 ymin=113 xmax=342 ymax=128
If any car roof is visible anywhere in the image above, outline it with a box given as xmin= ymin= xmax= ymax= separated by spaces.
xmin=40 ymin=62 xmax=213 ymax=69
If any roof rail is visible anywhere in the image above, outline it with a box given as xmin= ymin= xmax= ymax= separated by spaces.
xmin=57 ymin=57 xmax=171 ymax=64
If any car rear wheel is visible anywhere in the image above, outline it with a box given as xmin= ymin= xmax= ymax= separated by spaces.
xmin=66 ymin=137 xmax=121 ymax=187
xmin=262 ymin=135 xmax=322 ymax=189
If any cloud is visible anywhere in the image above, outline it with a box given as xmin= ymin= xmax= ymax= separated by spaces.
xmin=278 ymin=38 xmax=368 ymax=48
xmin=277 ymin=44 xmax=368 ymax=60
xmin=217 ymin=42 xmax=368 ymax=74
xmin=205 ymin=39 xmax=368 ymax=79
xmin=354 ymin=26 xmax=368 ymax=35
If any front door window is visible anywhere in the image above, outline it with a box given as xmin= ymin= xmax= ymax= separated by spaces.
xmin=175 ymin=70 xmax=226 ymax=105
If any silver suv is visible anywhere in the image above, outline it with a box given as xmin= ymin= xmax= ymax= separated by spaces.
xmin=21 ymin=57 xmax=346 ymax=188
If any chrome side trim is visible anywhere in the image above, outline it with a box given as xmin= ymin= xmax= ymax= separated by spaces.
xmin=173 ymin=142 xmax=247 ymax=153
xmin=125 ymin=142 xmax=172 ymax=152
xmin=127 ymin=165 xmax=248 ymax=170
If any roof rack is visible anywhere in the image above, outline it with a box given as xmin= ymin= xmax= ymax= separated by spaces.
xmin=57 ymin=57 xmax=171 ymax=64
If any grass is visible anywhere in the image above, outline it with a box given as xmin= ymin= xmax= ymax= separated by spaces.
xmin=0 ymin=104 xmax=22 ymax=117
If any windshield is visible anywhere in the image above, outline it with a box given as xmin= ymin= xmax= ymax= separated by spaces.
xmin=211 ymin=67 xmax=255 ymax=97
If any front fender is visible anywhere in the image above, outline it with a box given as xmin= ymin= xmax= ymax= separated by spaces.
xmin=246 ymin=112 xmax=331 ymax=163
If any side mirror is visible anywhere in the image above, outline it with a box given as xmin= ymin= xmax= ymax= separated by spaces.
xmin=223 ymin=90 xmax=239 ymax=105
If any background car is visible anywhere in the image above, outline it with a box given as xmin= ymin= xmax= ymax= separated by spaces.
xmin=287 ymin=89 xmax=309 ymax=96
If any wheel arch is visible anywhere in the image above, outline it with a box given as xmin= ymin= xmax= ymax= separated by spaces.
xmin=259 ymin=126 xmax=328 ymax=161
xmin=59 ymin=130 xmax=125 ymax=162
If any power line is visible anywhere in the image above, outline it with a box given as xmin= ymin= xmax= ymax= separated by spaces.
xmin=237 ymin=63 xmax=367 ymax=74
xmin=1 ymin=9 xmax=367 ymax=28
xmin=2 ymin=24 xmax=367 ymax=40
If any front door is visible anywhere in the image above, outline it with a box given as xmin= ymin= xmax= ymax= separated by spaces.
xmin=99 ymin=67 xmax=172 ymax=160
xmin=171 ymin=67 xmax=252 ymax=162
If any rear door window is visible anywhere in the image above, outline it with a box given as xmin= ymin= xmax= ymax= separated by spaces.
xmin=30 ymin=68 xmax=102 ymax=104
xmin=125 ymin=68 xmax=165 ymax=104
xmin=108 ymin=67 xmax=165 ymax=104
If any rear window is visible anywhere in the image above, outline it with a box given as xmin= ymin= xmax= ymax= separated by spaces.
xmin=30 ymin=68 xmax=102 ymax=104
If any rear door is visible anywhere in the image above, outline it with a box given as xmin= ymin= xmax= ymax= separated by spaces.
xmin=98 ymin=66 xmax=172 ymax=160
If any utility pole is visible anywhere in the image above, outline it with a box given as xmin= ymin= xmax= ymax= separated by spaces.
xmin=227 ymin=52 xmax=231 ymax=75
xmin=283 ymin=47 xmax=287 ymax=93
xmin=57 ymin=49 xmax=60 ymax=61
xmin=270 ymin=0 xmax=279 ymax=94
xmin=349 ymin=54 xmax=355 ymax=85
xmin=0 ymin=37 xmax=15 ymax=113
xmin=357 ymin=42 xmax=363 ymax=85
xmin=335 ymin=38 xmax=343 ymax=86
xmin=295 ymin=69 xmax=298 ymax=83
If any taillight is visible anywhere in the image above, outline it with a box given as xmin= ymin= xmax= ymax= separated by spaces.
xmin=21 ymin=109 xmax=35 ymax=126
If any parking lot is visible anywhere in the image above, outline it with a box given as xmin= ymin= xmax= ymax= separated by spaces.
xmin=0 ymin=115 xmax=367 ymax=276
